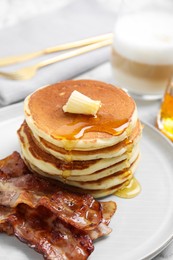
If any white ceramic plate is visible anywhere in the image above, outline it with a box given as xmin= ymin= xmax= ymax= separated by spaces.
xmin=0 ymin=103 xmax=173 ymax=260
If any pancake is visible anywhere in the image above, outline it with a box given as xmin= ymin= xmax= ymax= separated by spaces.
xmin=24 ymin=80 xmax=137 ymax=151
xmin=24 ymin=155 xmax=139 ymax=196
xmin=23 ymin=147 xmax=139 ymax=183
xmin=31 ymin=120 xmax=142 ymax=161
xmin=18 ymin=122 xmax=139 ymax=177
xmin=59 ymin=155 xmax=139 ymax=190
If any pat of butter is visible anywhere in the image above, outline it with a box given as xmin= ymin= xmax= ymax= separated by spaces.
xmin=63 ymin=90 xmax=101 ymax=116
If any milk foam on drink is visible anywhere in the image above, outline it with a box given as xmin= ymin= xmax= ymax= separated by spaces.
xmin=113 ymin=12 xmax=173 ymax=65
xmin=112 ymin=11 xmax=173 ymax=96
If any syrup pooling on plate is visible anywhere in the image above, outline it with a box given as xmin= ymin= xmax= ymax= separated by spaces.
xmin=115 ymin=177 xmax=141 ymax=198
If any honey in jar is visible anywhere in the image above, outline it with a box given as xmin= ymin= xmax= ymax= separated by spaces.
xmin=157 ymin=80 xmax=173 ymax=141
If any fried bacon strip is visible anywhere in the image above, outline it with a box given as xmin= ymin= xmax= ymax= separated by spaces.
xmin=88 ymin=201 xmax=116 ymax=240
xmin=0 ymin=204 xmax=94 ymax=260
xmin=0 ymin=201 xmax=116 ymax=259
xmin=0 ymin=152 xmax=116 ymax=259
xmin=0 ymin=151 xmax=28 ymax=179
xmin=0 ymin=152 xmax=102 ymax=231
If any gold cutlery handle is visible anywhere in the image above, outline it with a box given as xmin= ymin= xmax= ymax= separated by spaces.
xmin=44 ymin=33 xmax=113 ymax=53
xmin=0 ymin=51 xmax=43 ymax=67
xmin=0 ymin=39 xmax=112 ymax=81
xmin=36 ymin=39 xmax=113 ymax=69
xmin=0 ymin=33 xmax=113 ymax=67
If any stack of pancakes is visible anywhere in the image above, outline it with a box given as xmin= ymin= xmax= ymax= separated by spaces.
xmin=18 ymin=80 xmax=142 ymax=198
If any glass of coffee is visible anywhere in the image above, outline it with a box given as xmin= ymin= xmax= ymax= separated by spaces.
xmin=111 ymin=0 xmax=173 ymax=100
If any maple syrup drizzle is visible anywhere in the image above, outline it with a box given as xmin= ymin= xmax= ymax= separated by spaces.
xmin=62 ymin=170 xmax=71 ymax=178
xmin=51 ymin=112 xmax=129 ymax=140
xmin=114 ymin=177 xmax=141 ymax=199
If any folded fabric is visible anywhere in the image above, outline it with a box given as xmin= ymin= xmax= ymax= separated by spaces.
xmin=0 ymin=0 xmax=116 ymax=107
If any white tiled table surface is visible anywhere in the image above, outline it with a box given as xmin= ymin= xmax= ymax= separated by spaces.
xmin=0 ymin=1 xmax=173 ymax=259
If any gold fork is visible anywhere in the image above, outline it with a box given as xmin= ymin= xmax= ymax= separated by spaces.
xmin=0 ymin=39 xmax=112 ymax=81
xmin=0 ymin=33 xmax=113 ymax=67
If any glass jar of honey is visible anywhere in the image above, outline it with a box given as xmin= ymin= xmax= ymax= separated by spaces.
xmin=157 ymin=79 xmax=173 ymax=141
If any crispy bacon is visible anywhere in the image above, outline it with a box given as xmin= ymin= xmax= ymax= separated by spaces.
xmin=0 ymin=152 xmax=102 ymax=231
xmin=0 ymin=204 xmax=94 ymax=260
xmin=0 ymin=152 xmax=28 ymax=179
xmin=0 ymin=152 xmax=116 ymax=259
xmin=88 ymin=201 xmax=116 ymax=240
xmin=0 ymin=203 xmax=115 ymax=259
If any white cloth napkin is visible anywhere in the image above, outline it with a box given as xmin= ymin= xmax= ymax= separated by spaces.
xmin=0 ymin=0 xmax=116 ymax=107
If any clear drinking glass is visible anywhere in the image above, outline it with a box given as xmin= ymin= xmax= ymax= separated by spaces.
xmin=157 ymin=78 xmax=173 ymax=141
xmin=111 ymin=0 xmax=173 ymax=100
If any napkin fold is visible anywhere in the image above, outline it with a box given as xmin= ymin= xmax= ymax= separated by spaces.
xmin=0 ymin=0 xmax=116 ymax=107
